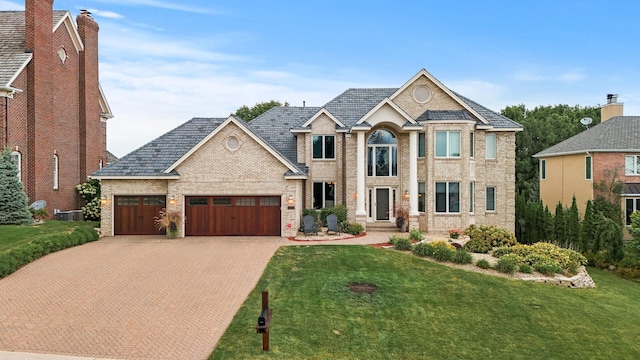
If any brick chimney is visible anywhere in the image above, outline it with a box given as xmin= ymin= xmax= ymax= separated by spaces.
xmin=601 ymin=94 xmax=624 ymax=122
xmin=77 ymin=10 xmax=104 ymax=182
xmin=25 ymin=0 xmax=55 ymax=203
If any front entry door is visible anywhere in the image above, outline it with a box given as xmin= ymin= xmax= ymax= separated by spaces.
xmin=376 ymin=188 xmax=390 ymax=220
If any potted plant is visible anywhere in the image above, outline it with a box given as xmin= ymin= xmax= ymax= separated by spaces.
xmin=154 ymin=208 xmax=183 ymax=239
xmin=448 ymin=228 xmax=462 ymax=239
xmin=395 ymin=202 xmax=410 ymax=232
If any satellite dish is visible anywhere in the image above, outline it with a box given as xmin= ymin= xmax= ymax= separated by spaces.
xmin=30 ymin=200 xmax=46 ymax=210
xmin=580 ymin=117 xmax=593 ymax=127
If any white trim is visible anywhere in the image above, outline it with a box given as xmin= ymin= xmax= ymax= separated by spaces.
xmin=356 ymin=98 xmax=416 ymax=126
xmin=99 ymin=84 xmax=114 ymax=119
xmin=54 ymin=12 xmax=84 ymax=53
xmin=91 ymin=175 xmax=181 ymax=180
xmin=390 ymin=69 xmax=490 ymax=125
xmin=53 ymin=154 xmax=59 ymax=190
xmin=533 ymin=149 xmax=640 ymax=158
xmin=3 ymin=55 xmax=32 ymax=89
xmin=301 ymin=108 xmax=346 ymax=128
xmin=284 ymin=174 xmax=307 ymax=180
xmin=165 ymin=116 xmax=301 ymax=174
xmin=290 ymin=128 xmax=311 ymax=133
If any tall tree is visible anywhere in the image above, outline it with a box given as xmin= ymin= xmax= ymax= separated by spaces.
xmin=580 ymin=200 xmax=596 ymax=252
xmin=501 ymin=104 xmax=601 ymax=200
xmin=232 ymin=100 xmax=288 ymax=122
xmin=0 ymin=148 xmax=34 ymax=225
xmin=565 ymin=196 xmax=582 ymax=249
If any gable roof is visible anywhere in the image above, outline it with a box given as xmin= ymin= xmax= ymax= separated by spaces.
xmin=534 ymin=116 xmax=640 ymax=158
xmin=323 ymin=88 xmax=397 ymax=126
xmin=453 ymin=92 xmax=523 ymax=130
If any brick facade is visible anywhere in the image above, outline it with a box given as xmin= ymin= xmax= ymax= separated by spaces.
xmin=1 ymin=1 xmax=108 ymax=212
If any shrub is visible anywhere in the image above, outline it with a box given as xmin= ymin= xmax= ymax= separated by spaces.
xmin=452 ymin=249 xmax=473 ymax=264
xmin=496 ymin=256 xmax=519 ymax=274
xmin=342 ymin=222 xmax=364 ymax=235
xmin=319 ymin=205 xmax=348 ymax=225
xmin=409 ymin=229 xmax=424 ymax=241
xmin=389 ymin=236 xmax=412 ymax=251
xmin=519 ymin=264 xmax=533 ymax=274
xmin=493 ymin=242 xmax=587 ymax=275
xmin=463 ymin=224 xmax=518 ymax=252
xmin=412 ymin=242 xmax=431 ymax=257
xmin=463 ymin=238 xmax=493 ymax=254
xmin=476 ymin=259 xmax=492 ymax=269
xmin=534 ymin=263 xmax=564 ymax=276
xmin=430 ymin=241 xmax=456 ymax=262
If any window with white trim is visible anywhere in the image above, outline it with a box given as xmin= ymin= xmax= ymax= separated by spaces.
xmin=485 ymin=133 xmax=496 ymax=159
xmin=585 ymin=155 xmax=592 ymax=180
xmin=435 ymin=182 xmax=460 ymax=213
xmin=435 ymin=131 xmax=460 ymax=158
xmin=53 ymin=154 xmax=59 ymax=190
xmin=625 ymin=198 xmax=640 ymax=225
xmin=625 ymin=155 xmax=640 ymax=175
xmin=486 ymin=186 xmax=496 ymax=211
xmin=313 ymin=182 xmax=335 ymax=209
xmin=367 ymin=129 xmax=398 ymax=177
xmin=312 ymin=135 xmax=335 ymax=159
xmin=540 ymin=159 xmax=546 ymax=180
xmin=11 ymin=151 xmax=21 ymax=181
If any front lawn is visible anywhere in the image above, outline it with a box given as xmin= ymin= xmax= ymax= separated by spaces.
xmin=211 ymin=245 xmax=640 ymax=359
xmin=0 ymin=220 xmax=97 ymax=253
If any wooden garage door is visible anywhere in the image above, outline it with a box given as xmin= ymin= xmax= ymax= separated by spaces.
xmin=185 ymin=196 xmax=281 ymax=236
xmin=114 ymin=196 xmax=166 ymax=235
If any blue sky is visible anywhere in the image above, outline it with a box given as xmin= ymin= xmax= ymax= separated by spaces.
xmin=2 ymin=0 xmax=640 ymax=157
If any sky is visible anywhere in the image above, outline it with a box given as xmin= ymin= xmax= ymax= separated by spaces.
xmin=2 ymin=0 xmax=640 ymax=158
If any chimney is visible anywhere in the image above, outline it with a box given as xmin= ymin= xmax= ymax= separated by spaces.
xmin=77 ymin=9 xmax=103 ymax=184
xmin=601 ymin=93 xmax=624 ymax=122
xmin=25 ymin=0 xmax=55 ymax=203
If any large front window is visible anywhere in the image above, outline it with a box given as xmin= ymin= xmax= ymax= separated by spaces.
xmin=626 ymin=155 xmax=640 ymax=175
xmin=626 ymin=198 xmax=640 ymax=225
xmin=312 ymin=135 xmax=335 ymax=159
xmin=313 ymin=182 xmax=335 ymax=209
xmin=367 ymin=129 xmax=397 ymax=177
xmin=435 ymin=131 xmax=460 ymax=158
xmin=435 ymin=182 xmax=460 ymax=213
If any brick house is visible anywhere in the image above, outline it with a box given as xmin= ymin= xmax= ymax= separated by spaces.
xmin=93 ymin=69 xmax=522 ymax=237
xmin=534 ymin=95 xmax=640 ymax=225
xmin=0 ymin=0 xmax=113 ymax=213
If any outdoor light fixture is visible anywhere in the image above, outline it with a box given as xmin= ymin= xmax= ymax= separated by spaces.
xmin=287 ymin=195 xmax=295 ymax=209
xmin=168 ymin=195 xmax=176 ymax=205
xmin=100 ymin=195 xmax=108 ymax=205
xmin=403 ymin=190 xmax=410 ymax=200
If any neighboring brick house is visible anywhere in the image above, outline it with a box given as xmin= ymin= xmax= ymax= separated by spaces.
xmin=0 ymin=0 xmax=113 ymax=212
xmin=93 ymin=69 xmax=522 ymax=237
xmin=534 ymin=95 xmax=640 ymax=224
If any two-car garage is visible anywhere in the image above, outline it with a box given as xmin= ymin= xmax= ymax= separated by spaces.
xmin=113 ymin=195 xmax=281 ymax=236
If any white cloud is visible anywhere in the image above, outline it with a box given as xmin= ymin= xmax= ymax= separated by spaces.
xmin=83 ymin=8 xmax=124 ymax=19
xmin=0 ymin=0 xmax=22 ymax=10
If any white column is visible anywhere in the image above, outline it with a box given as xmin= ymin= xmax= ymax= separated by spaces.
xmin=409 ymin=130 xmax=419 ymax=216
xmin=356 ymin=131 xmax=366 ymax=215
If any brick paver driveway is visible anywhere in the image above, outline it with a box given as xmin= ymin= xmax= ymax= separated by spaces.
xmin=0 ymin=236 xmax=283 ymax=360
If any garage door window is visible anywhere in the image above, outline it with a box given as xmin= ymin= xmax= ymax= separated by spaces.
xmin=117 ymin=197 xmax=139 ymax=205
xmin=143 ymin=196 xmax=166 ymax=205
xmin=236 ymin=197 xmax=255 ymax=206
xmin=260 ymin=197 xmax=279 ymax=206
xmin=213 ymin=198 xmax=232 ymax=206
xmin=188 ymin=198 xmax=208 ymax=206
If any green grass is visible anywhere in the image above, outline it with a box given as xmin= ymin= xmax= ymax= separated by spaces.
xmin=211 ymin=245 xmax=640 ymax=360
xmin=0 ymin=220 xmax=98 ymax=253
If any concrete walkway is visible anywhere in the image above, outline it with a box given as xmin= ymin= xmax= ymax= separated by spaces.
xmin=0 ymin=232 xmax=403 ymax=360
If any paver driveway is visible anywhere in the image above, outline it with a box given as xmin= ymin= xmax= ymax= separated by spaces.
xmin=0 ymin=236 xmax=283 ymax=360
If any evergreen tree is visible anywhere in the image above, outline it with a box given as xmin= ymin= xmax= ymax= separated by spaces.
xmin=0 ymin=148 xmax=34 ymax=225
xmin=543 ymin=205 xmax=555 ymax=242
xmin=554 ymin=202 xmax=566 ymax=245
xmin=580 ymin=200 xmax=596 ymax=252
xmin=593 ymin=212 xmax=624 ymax=262
xmin=565 ymin=196 xmax=581 ymax=249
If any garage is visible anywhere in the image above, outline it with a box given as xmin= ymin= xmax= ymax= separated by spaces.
xmin=114 ymin=196 xmax=166 ymax=235
xmin=185 ymin=196 xmax=281 ymax=236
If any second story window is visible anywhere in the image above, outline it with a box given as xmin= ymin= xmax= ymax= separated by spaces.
xmin=626 ymin=155 xmax=640 ymax=175
xmin=585 ymin=155 xmax=592 ymax=180
xmin=11 ymin=151 xmax=21 ymax=181
xmin=540 ymin=159 xmax=546 ymax=180
xmin=312 ymin=135 xmax=335 ymax=159
xmin=435 ymin=131 xmax=460 ymax=158
xmin=418 ymin=132 xmax=425 ymax=158
xmin=367 ymin=129 xmax=397 ymax=177
xmin=485 ymin=133 xmax=496 ymax=159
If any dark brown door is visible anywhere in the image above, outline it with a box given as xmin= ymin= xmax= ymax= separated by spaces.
xmin=114 ymin=196 xmax=166 ymax=235
xmin=185 ymin=196 xmax=280 ymax=236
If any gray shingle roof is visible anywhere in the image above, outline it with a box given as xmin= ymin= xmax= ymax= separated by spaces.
xmin=534 ymin=116 xmax=640 ymax=157
xmin=0 ymin=10 xmax=69 ymax=87
xmin=323 ymin=88 xmax=397 ymax=126
xmin=93 ymin=118 xmax=227 ymax=176
xmin=417 ymin=110 xmax=473 ymax=121
xmin=249 ymin=106 xmax=320 ymax=166
xmin=453 ymin=92 xmax=523 ymax=129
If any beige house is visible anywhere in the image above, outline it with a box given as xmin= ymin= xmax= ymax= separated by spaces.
xmin=534 ymin=95 xmax=640 ymax=224
xmin=92 ymin=69 xmax=522 ymax=237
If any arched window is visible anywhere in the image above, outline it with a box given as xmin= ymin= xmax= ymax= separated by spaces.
xmin=367 ymin=129 xmax=397 ymax=177
xmin=11 ymin=151 xmax=21 ymax=181
xmin=53 ymin=154 xmax=59 ymax=190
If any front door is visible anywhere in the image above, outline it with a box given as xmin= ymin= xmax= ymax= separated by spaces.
xmin=375 ymin=188 xmax=390 ymax=220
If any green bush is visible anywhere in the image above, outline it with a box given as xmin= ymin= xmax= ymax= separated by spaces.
xmin=341 ymin=222 xmax=364 ymax=235
xmin=302 ymin=209 xmax=319 ymax=222
xmin=409 ymin=229 xmax=424 ymax=241
xmin=534 ymin=263 xmax=564 ymax=276
xmin=476 ymin=259 xmax=492 ymax=269
xmin=463 ymin=224 xmax=518 ymax=254
xmin=412 ymin=242 xmax=431 ymax=257
xmin=493 ymin=242 xmax=587 ymax=275
xmin=519 ymin=264 xmax=533 ymax=274
xmin=452 ymin=249 xmax=473 ymax=264
xmin=319 ymin=205 xmax=348 ymax=225
xmin=389 ymin=236 xmax=412 ymax=251
xmin=0 ymin=226 xmax=99 ymax=278
xmin=496 ymin=255 xmax=519 ymax=274
xmin=430 ymin=241 xmax=455 ymax=262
